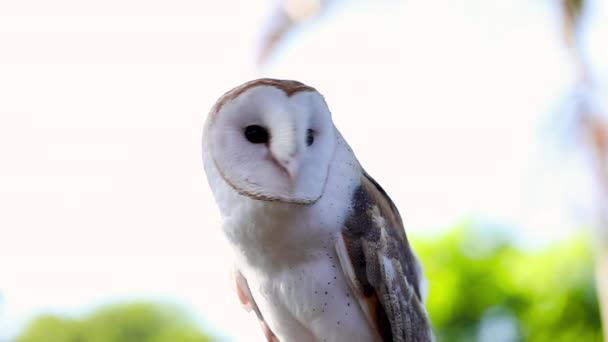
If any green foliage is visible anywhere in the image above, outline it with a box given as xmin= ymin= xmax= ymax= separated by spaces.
xmin=17 ymin=302 xmax=212 ymax=342
xmin=412 ymin=223 xmax=604 ymax=342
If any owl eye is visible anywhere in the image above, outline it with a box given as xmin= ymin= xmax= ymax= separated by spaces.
xmin=244 ymin=125 xmax=269 ymax=144
xmin=306 ymin=129 xmax=314 ymax=146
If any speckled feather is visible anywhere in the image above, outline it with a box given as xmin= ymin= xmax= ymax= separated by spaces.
xmin=336 ymin=172 xmax=432 ymax=341
xmin=202 ymin=79 xmax=432 ymax=342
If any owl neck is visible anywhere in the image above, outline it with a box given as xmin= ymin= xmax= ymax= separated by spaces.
xmin=224 ymin=200 xmax=330 ymax=274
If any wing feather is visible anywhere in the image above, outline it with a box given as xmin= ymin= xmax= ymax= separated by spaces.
xmin=335 ymin=171 xmax=433 ymax=342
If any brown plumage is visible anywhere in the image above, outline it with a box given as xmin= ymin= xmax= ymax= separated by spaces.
xmin=336 ymin=172 xmax=432 ymax=342
xmin=233 ymin=268 xmax=279 ymax=341
xmin=213 ymin=78 xmax=317 ymax=117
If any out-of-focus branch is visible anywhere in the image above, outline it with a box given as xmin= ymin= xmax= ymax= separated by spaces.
xmin=561 ymin=0 xmax=588 ymax=82
xmin=256 ymin=0 xmax=333 ymax=68
xmin=560 ymin=0 xmax=608 ymax=338
xmin=579 ymin=101 xmax=608 ymax=341
xmin=561 ymin=0 xmax=584 ymax=47
xmin=582 ymin=115 xmax=608 ymax=213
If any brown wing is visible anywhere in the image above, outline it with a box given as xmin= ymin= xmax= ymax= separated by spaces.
xmin=232 ymin=268 xmax=280 ymax=342
xmin=334 ymin=171 xmax=433 ymax=342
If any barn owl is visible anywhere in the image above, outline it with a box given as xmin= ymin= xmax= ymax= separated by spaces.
xmin=202 ymin=78 xmax=433 ymax=342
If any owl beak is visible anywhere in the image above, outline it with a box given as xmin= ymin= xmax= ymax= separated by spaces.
xmin=278 ymin=158 xmax=299 ymax=183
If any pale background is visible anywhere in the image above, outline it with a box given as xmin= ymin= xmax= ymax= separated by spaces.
xmin=1 ymin=0 xmax=607 ymax=341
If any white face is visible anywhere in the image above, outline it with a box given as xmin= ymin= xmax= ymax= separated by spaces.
xmin=206 ymin=83 xmax=336 ymax=204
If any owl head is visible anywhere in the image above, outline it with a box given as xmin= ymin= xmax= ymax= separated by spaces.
xmin=203 ymin=78 xmax=337 ymax=204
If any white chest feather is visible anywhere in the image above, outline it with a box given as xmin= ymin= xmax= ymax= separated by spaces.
xmin=247 ymin=253 xmax=378 ymax=342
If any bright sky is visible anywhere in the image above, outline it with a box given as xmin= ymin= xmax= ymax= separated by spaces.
xmin=0 ymin=0 xmax=607 ymax=341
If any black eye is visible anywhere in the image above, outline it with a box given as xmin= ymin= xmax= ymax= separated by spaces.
xmin=306 ymin=128 xmax=315 ymax=146
xmin=306 ymin=129 xmax=314 ymax=146
xmin=244 ymin=125 xmax=269 ymax=144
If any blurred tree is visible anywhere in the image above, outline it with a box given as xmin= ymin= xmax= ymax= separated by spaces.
xmin=558 ymin=0 xmax=608 ymax=335
xmin=16 ymin=302 xmax=212 ymax=342
xmin=413 ymin=223 xmax=604 ymax=342
xmin=256 ymin=0 xmax=333 ymax=67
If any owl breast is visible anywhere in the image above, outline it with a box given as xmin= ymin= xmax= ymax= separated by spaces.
xmin=246 ymin=250 xmax=380 ymax=342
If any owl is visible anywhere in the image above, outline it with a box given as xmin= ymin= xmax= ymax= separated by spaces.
xmin=202 ymin=78 xmax=432 ymax=342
